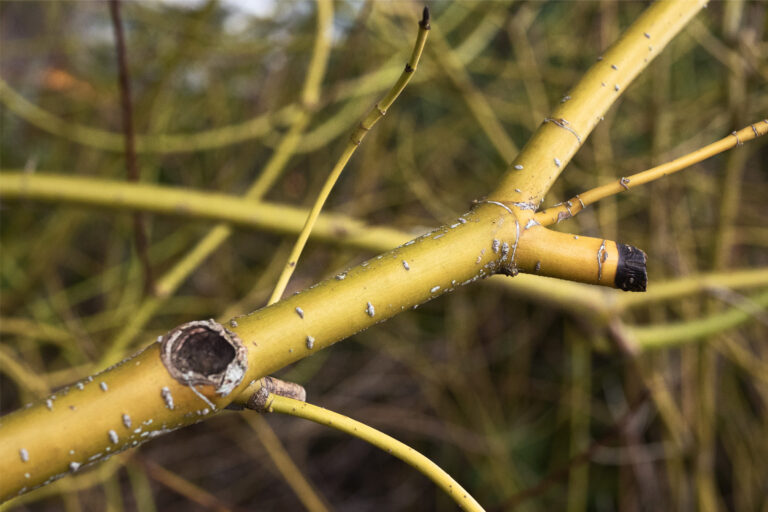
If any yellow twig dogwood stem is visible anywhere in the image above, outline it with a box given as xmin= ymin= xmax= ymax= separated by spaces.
xmin=268 ymin=7 xmax=431 ymax=304
xmin=489 ymin=0 xmax=707 ymax=205
xmin=0 ymin=0 xmax=707 ymax=502
xmin=240 ymin=389 xmax=484 ymax=512
xmin=535 ymin=120 xmax=768 ymax=226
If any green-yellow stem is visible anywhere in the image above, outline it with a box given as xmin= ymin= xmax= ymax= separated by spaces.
xmin=628 ymin=289 xmax=768 ymax=350
xmin=0 ymin=172 xmax=410 ymax=253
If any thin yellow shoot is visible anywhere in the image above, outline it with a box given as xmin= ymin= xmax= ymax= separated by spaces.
xmin=267 ymin=8 xmax=431 ymax=304
xmin=535 ymin=120 xmax=768 ymax=226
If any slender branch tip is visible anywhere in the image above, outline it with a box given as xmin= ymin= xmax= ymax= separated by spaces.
xmin=420 ymin=6 xmax=431 ymax=30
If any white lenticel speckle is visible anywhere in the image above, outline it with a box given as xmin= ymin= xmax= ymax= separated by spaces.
xmin=19 ymin=448 xmax=29 ymax=462
xmin=554 ymin=158 xmax=562 ymax=167
xmin=295 ymin=307 xmax=304 ymax=319
xmin=108 ymin=430 xmax=119 ymax=444
xmin=514 ymin=164 xmax=524 ymax=170
xmin=366 ymin=302 xmax=375 ymax=318
xmin=69 ymin=462 xmax=80 ymax=472
xmin=122 ymin=414 xmax=132 ymax=428
xmin=99 ymin=382 xmax=108 ymax=392
xmin=161 ymin=387 xmax=174 ymax=410
xmin=402 ymin=260 xmax=410 ymax=270
xmin=306 ymin=336 xmax=315 ymax=350
xmin=430 ymin=286 xmax=441 ymax=293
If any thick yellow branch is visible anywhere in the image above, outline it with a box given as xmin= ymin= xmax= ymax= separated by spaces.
xmin=0 ymin=344 xmax=228 ymax=500
xmin=489 ymin=0 xmax=706 ymax=205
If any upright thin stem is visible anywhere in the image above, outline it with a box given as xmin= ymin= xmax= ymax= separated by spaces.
xmin=267 ymin=7 xmax=431 ymax=305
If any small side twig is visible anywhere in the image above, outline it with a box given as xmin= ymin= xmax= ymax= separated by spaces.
xmin=534 ymin=120 xmax=768 ymax=226
xmin=108 ymin=0 xmax=155 ymax=296
xmin=266 ymin=6 xmax=431 ymax=304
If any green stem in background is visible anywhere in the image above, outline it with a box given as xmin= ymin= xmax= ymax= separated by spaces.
xmin=0 ymin=172 xmax=410 ymax=253
xmin=566 ymin=325 xmax=591 ymax=512
xmin=268 ymin=7 xmax=430 ymax=304
xmin=629 ymin=289 xmax=768 ymax=350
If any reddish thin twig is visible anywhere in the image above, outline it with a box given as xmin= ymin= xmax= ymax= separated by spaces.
xmin=108 ymin=0 xmax=155 ymax=296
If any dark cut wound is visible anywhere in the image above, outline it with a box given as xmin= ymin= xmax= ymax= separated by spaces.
xmin=615 ymin=243 xmax=647 ymax=292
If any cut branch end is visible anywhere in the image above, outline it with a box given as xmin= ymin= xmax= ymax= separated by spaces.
xmin=160 ymin=320 xmax=248 ymax=397
xmin=615 ymin=244 xmax=647 ymax=292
